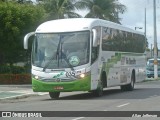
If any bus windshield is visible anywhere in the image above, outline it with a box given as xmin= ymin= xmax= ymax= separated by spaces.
xmin=32 ymin=31 xmax=90 ymax=69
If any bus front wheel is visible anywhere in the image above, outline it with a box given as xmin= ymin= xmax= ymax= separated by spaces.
xmin=92 ymin=80 xmax=103 ymax=97
xmin=49 ymin=92 xmax=60 ymax=99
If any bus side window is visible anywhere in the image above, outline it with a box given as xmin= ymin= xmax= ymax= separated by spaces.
xmin=91 ymin=27 xmax=100 ymax=64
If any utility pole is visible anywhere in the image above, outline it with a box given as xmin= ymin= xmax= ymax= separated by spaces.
xmin=153 ymin=0 xmax=158 ymax=79
xmin=144 ymin=7 xmax=147 ymax=49
xmin=151 ymin=44 xmax=153 ymax=58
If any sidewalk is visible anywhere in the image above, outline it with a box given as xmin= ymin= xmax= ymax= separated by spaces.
xmin=0 ymin=84 xmax=47 ymax=100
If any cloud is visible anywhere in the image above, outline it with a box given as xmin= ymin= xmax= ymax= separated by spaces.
xmin=119 ymin=0 xmax=160 ymax=48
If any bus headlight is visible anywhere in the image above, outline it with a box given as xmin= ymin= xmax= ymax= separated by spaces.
xmin=35 ymin=76 xmax=39 ymax=80
xmin=32 ymin=74 xmax=42 ymax=80
xmin=79 ymin=73 xmax=85 ymax=78
xmin=77 ymin=72 xmax=91 ymax=79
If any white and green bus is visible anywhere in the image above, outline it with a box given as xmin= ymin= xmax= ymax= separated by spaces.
xmin=24 ymin=18 xmax=146 ymax=99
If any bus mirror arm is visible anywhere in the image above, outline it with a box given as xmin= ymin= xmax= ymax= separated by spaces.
xmin=24 ymin=32 xmax=35 ymax=49
xmin=92 ymin=29 xmax=98 ymax=47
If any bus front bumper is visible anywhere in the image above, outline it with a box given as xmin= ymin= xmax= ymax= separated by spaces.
xmin=32 ymin=76 xmax=91 ymax=92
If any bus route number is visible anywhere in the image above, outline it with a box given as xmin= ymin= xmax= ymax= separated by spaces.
xmin=66 ymin=71 xmax=75 ymax=77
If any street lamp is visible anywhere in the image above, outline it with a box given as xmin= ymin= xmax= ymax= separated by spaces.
xmin=135 ymin=27 xmax=143 ymax=30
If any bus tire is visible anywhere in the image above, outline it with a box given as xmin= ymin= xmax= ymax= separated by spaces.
xmin=49 ymin=92 xmax=60 ymax=99
xmin=92 ymin=80 xmax=103 ymax=97
xmin=121 ymin=73 xmax=135 ymax=91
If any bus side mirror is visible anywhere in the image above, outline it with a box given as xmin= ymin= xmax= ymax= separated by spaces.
xmin=92 ymin=29 xmax=98 ymax=47
xmin=24 ymin=32 xmax=35 ymax=49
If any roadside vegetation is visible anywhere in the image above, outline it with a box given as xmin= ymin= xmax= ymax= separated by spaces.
xmin=0 ymin=0 xmax=126 ymax=84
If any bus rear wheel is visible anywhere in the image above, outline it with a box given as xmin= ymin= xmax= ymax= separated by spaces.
xmin=121 ymin=73 xmax=135 ymax=91
xmin=49 ymin=92 xmax=60 ymax=99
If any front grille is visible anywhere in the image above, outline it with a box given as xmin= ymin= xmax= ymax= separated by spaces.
xmin=41 ymin=78 xmax=76 ymax=82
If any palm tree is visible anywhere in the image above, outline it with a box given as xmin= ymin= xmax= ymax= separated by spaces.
xmin=41 ymin=0 xmax=82 ymax=20
xmin=0 ymin=0 xmax=34 ymax=4
xmin=76 ymin=0 xmax=126 ymax=23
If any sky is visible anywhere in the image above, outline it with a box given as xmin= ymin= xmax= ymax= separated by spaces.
xmin=77 ymin=0 xmax=160 ymax=49
xmin=119 ymin=0 xmax=160 ymax=49
xmin=32 ymin=0 xmax=160 ymax=49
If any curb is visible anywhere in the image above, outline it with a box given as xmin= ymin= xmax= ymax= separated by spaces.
xmin=0 ymin=92 xmax=48 ymax=101
xmin=0 ymin=93 xmax=37 ymax=101
xmin=0 ymin=84 xmax=32 ymax=88
xmin=0 ymin=84 xmax=48 ymax=101
xmin=143 ymin=78 xmax=160 ymax=82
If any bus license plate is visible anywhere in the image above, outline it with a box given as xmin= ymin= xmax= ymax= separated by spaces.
xmin=54 ymin=86 xmax=64 ymax=90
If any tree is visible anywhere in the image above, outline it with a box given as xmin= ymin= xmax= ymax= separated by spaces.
xmin=0 ymin=2 xmax=46 ymax=65
xmin=0 ymin=0 xmax=34 ymax=3
xmin=17 ymin=0 xmax=33 ymax=4
xmin=40 ymin=0 xmax=82 ymax=20
xmin=76 ymin=0 xmax=126 ymax=23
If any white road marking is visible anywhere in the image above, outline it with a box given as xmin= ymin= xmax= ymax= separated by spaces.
xmin=72 ymin=117 xmax=85 ymax=120
xmin=37 ymin=92 xmax=48 ymax=95
xmin=117 ymin=103 xmax=130 ymax=108
xmin=9 ymin=90 xmax=33 ymax=94
xmin=4 ymin=90 xmax=48 ymax=96
xmin=149 ymin=95 xmax=158 ymax=98
xmin=103 ymin=110 xmax=108 ymax=111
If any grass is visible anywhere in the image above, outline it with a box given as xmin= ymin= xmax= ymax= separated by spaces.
xmin=143 ymin=78 xmax=160 ymax=82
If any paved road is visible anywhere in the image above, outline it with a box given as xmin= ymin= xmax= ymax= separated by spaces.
xmin=0 ymin=80 xmax=160 ymax=120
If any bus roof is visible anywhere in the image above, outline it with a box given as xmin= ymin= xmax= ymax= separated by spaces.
xmin=36 ymin=18 xmax=144 ymax=35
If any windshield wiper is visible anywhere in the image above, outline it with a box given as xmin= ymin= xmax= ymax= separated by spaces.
xmin=43 ymin=55 xmax=55 ymax=72
xmin=43 ymin=35 xmax=74 ymax=71
xmin=42 ymin=36 xmax=61 ymax=72
xmin=56 ymin=36 xmax=61 ymax=68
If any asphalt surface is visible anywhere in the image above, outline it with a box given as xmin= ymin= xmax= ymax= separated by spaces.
xmin=0 ymin=78 xmax=157 ymax=100
xmin=0 ymin=79 xmax=160 ymax=120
